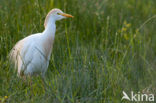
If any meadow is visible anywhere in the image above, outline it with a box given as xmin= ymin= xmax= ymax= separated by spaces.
xmin=0 ymin=0 xmax=156 ymax=103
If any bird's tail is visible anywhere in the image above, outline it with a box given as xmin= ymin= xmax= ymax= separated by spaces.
xmin=9 ymin=40 xmax=26 ymax=77
xmin=9 ymin=47 xmax=26 ymax=77
xmin=9 ymin=47 xmax=19 ymax=70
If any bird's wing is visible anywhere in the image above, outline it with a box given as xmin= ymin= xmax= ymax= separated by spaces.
xmin=9 ymin=33 xmax=41 ymax=73
xmin=9 ymin=39 xmax=26 ymax=69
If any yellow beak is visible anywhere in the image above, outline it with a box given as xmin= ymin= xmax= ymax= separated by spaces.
xmin=60 ymin=13 xmax=74 ymax=18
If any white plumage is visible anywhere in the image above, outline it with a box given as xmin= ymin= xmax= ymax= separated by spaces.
xmin=9 ymin=8 xmax=73 ymax=78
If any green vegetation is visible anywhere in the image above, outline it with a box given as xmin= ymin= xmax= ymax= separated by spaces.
xmin=0 ymin=0 xmax=156 ymax=102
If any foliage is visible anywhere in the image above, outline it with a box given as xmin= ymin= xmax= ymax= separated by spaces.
xmin=0 ymin=0 xmax=156 ymax=102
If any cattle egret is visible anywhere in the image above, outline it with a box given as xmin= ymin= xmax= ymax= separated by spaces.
xmin=9 ymin=8 xmax=73 ymax=79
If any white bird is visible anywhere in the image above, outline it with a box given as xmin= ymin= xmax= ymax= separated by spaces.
xmin=9 ymin=8 xmax=73 ymax=79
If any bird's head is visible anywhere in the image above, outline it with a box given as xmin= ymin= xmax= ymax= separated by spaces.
xmin=44 ymin=8 xmax=73 ymax=28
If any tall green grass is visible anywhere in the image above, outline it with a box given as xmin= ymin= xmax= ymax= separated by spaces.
xmin=0 ymin=0 xmax=156 ymax=102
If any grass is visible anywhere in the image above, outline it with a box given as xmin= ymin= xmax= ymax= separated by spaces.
xmin=0 ymin=0 xmax=156 ymax=103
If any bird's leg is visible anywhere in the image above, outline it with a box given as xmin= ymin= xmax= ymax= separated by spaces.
xmin=23 ymin=76 xmax=26 ymax=81
xmin=41 ymin=76 xmax=47 ymax=92
xmin=23 ymin=75 xmax=28 ymax=87
xmin=27 ymin=74 xmax=32 ymax=86
xmin=27 ymin=74 xmax=34 ymax=98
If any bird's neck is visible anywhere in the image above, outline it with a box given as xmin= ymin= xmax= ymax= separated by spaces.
xmin=43 ymin=18 xmax=56 ymax=37
xmin=41 ymin=18 xmax=56 ymax=60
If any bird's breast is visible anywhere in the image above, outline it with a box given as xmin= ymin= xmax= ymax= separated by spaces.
xmin=42 ymin=37 xmax=54 ymax=60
